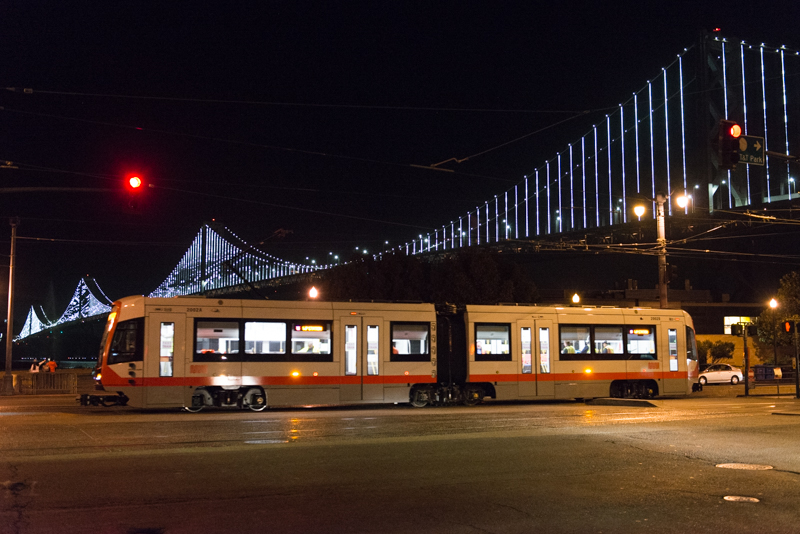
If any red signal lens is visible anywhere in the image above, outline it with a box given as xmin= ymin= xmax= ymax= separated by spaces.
xmin=128 ymin=176 xmax=143 ymax=189
xmin=729 ymin=124 xmax=742 ymax=138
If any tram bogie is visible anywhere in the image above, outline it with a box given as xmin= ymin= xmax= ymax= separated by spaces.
xmin=89 ymin=297 xmax=699 ymax=411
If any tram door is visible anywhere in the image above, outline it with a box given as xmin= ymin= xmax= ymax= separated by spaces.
xmin=143 ymin=312 xmax=185 ymax=406
xmin=518 ymin=320 xmax=555 ymax=397
xmin=340 ymin=317 xmax=384 ymax=402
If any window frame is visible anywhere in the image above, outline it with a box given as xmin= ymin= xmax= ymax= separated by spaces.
xmin=108 ymin=317 xmax=145 ymax=364
xmin=558 ymin=324 xmax=657 ymax=361
xmin=193 ymin=318 xmax=334 ymax=363
xmin=474 ymin=322 xmax=512 ymax=362
xmin=390 ymin=321 xmax=431 ymax=362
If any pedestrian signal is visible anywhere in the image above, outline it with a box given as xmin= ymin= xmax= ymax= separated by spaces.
xmin=783 ymin=321 xmax=795 ymax=334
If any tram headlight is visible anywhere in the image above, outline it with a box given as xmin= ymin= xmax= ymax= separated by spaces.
xmin=584 ymin=368 xmax=593 ymax=374
xmin=291 ymin=371 xmax=300 ymax=377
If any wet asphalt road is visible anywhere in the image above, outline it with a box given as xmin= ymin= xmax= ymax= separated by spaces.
xmin=1 ymin=387 xmax=800 ymax=533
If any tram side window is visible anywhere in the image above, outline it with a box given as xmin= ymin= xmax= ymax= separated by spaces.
xmin=391 ymin=322 xmax=430 ymax=362
xmin=686 ymin=326 xmax=698 ymax=362
xmin=539 ymin=327 xmax=551 ymax=373
xmin=108 ymin=318 xmax=144 ymax=364
xmin=367 ymin=325 xmax=379 ymax=376
xmin=290 ymin=321 xmax=333 ymax=362
xmin=559 ymin=325 xmax=591 ymax=360
xmin=475 ymin=324 xmax=511 ymax=361
xmin=594 ymin=326 xmax=624 ymax=358
xmin=244 ymin=321 xmax=287 ymax=356
xmin=521 ymin=327 xmax=532 ymax=373
xmin=627 ymin=327 xmax=656 ymax=359
xmin=669 ymin=329 xmax=679 ymax=371
xmin=195 ymin=320 xmax=240 ymax=362
xmin=159 ymin=322 xmax=174 ymax=377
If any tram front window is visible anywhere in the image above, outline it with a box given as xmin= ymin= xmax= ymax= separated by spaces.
xmin=108 ymin=318 xmax=144 ymax=364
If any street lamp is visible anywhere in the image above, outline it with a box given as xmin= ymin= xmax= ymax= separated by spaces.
xmin=631 ymin=198 xmax=668 ymax=307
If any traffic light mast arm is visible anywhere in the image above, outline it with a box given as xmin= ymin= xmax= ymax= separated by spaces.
xmin=765 ymin=150 xmax=798 ymax=162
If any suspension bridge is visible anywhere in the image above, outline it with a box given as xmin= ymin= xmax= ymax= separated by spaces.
xmin=15 ymin=31 xmax=800 ymax=341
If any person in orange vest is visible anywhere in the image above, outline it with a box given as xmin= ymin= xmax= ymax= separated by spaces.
xmin=46 ymin=359 xmax=57 ymax=373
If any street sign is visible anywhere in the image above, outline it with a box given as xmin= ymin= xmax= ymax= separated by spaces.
xmin=738 ymin=135 xmax=765 ymax=166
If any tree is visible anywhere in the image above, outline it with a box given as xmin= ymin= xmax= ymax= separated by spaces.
xmin=696 ymin=340 xmax=735 ymax=365
xmin=756 ymin=270 xmax=800 ymax=365
xmin=707 ymin=341 xmax=735 ymax=363
xmin=318 ymin=250 xmax=539 ymax=305
xmin=696 ymin=340 xmax=712 ymax=366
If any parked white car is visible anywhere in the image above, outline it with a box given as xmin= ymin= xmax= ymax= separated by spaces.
xmin=698 ymin=364 xmax=744 ymax=385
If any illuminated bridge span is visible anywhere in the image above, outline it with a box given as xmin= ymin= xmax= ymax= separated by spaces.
xmin=17 ymin=224 xmax=328 ymax=339
xmin=393 ymin=33 xmax=800 ymax=254
xmin=149 ymin=224 xmax=327 ymax=298
xmin=15 ymin=33 xmax=800 ymax=339
xmin=16 ymin=277 xmax=114 ymax=340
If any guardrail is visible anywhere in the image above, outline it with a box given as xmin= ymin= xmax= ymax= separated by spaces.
xmin=14 ymin=372 xmax=78 ymax=394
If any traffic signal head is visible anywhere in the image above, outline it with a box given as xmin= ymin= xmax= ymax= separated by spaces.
xmin=783 ymin=321 xmax=795 ymax=334
xmin=717 ymin=119 xmax=741 ymax=171
xmin=125 ymin=175 xmax=144 ymax=192
xmin=123 ymin=174 xmax=146 ymax=211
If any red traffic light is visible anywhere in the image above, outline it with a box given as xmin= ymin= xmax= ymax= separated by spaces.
xmin=784 ymin=321 xmax=795 ymax=334
xmin=127 ymin=176 xmax=143 ymax=189
xmin=717 ymin=120 xmax=741 ymax=170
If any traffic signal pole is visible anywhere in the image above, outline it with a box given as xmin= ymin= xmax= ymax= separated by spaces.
xmin=794 ymin=321 xmax=800 ymax=399
xmin=742 ymin=323 xmax=750 ymax=397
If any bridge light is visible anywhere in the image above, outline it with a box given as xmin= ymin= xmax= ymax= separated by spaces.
xmin=717 ymin=119 xmax=741 ymax=170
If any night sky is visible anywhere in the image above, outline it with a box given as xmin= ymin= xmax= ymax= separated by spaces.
xmin=0 ymin=1 xmax=797 ymax=324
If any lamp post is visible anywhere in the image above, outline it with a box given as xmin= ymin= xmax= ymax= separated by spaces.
xmin=770 ymin=298 xmax=780 ymax=395
xmin=632 ymin=197 xmax=669 ymax=308
xmin=633 ymin=205 xmax=645 ymax=243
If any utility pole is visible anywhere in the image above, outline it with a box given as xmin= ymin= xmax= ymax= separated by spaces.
xmin=742 ymin=322 xmax=750 ymax=397
xmin=656 ymin=194 xmax=668 ymax=309
xmin=2 ymin=217 xmax=20 ymax=395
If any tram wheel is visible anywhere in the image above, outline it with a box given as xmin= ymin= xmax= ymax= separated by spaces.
xmin=410 ymin=389 xmax=429 ymax=408
xmin=463 ymin=388 xmax=484 ymax=406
